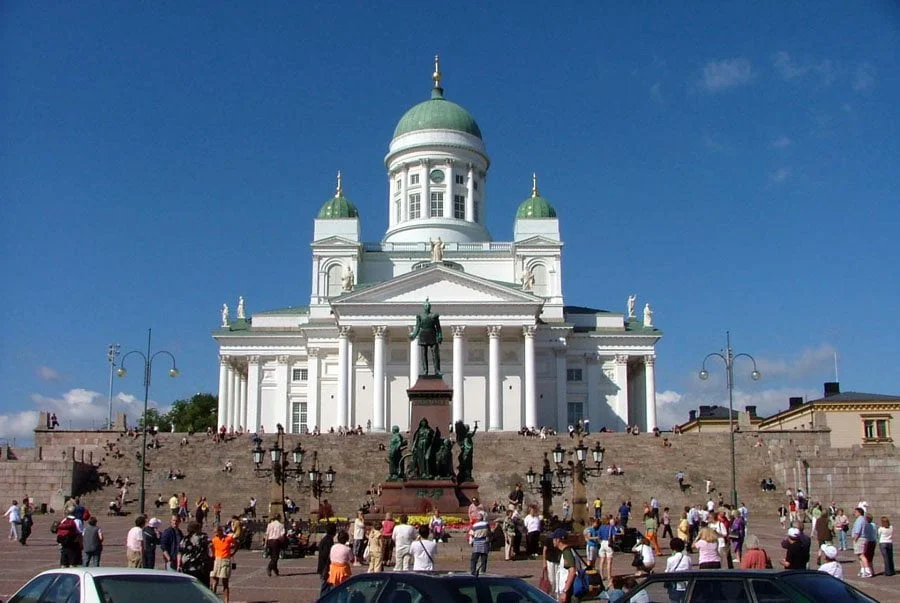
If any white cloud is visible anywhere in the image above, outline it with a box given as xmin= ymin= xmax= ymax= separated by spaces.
xmin=25 ymin=388 xmax=163 ymax=429
xmin=656 ymin=385 xmax=823 ymax=429
xmin=772 ymin=51 xmax=835 ymax=85
xmin=0 ymin=411 xmax=41 ymax=441
xmin=656 ymin=390 xmax=683 ymax=406
xmin=701 ymin=58 xmax=755 ymax=91
xmin=772 ymin=136 xmax=792 ymax=149
xmin=768 ymin=167 xmax=792 ymax=184
xmin=753 ymin=344 xmax=837 ymax=379
xmin=853 ymin=62 xmax=875 ymax=92
xmin=37 ymin=365 xmax=62 ymax=381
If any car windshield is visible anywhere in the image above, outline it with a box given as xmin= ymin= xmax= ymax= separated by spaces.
xmin=779 ymin=573 xmax=879 ymax=603
xmin=93 ymin=575 xmax=221 ymax=603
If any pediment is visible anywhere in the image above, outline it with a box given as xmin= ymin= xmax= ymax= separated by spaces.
xmin=310 ymin=236 xmax=360 ymax=248
xmin=515 ymin=235 xmax=562 ymax=247
xmin=333 ymin=265 xmax=540 ymax=306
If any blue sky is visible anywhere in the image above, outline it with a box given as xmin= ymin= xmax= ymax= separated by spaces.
xmin=2 ymin=2 xmax=898 ymax=442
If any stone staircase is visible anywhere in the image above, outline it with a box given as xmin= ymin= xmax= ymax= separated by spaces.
xmin=76 ymin=430 xmax=794 ymax=522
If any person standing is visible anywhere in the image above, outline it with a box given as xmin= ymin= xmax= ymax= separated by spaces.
xmin=781 ymin=528 xmax=810 ymax=570
xmin=864 ymin=513 xmax=878 ymax=577
xmin=317 ymin=523 xmax=337 ymax=596
xmin=562 ymin=499 xmax=572 ymax=522
xmin=392 ymin=514 xmax=417 ymax=570
xmin=327 ymin=531 xmax=354 ymax=589
xmin=469 ymin=512 xmax=490 ymax=576
xmin=126 ymin=515 xmax=146 ymax=568
xmin=352 ymin=511 xmax=366 ymax=566
xmin=502 ymin=509 xmax=517 ymax=560
xmin=818 ymin=544 xmax=843 ymax=580
xmin=644 ymin=511 xmax=662 ymax=556
xmin=82 ymin=517 xmax=103 ymax=566
xmin=265 ymin=513 xmax=285 ymax=577
xmin=4 ymin=500 xmax=22 ymax=542
xmin=142 ymin=518 xmax=161 ymax=569
xmin=597 ymin=516 xmax=616 ymax=582
xmin=210 ymin=524 xmax=236 ymax=603
xmin=661 ymin=507 xmax=674 ymax=540
xmin=553 ymin=528 xmax=579 ymax=603
xmin=411 ymin=525 xmax=438 ymax=570
xmin=835 ymin=508 xmax=850 ymax=551
xmin=380 ymin=512 xmax=395 ymax=568
xmin=664 ymin=538 xmax=692 ymax=602
xmin=178 ymin=520 xmax=211 ymax=587
xmin=618 ymin=501 xmax=630 ymax=528
xmin=740 ymin=534 xmax=771 ymax=569
xmin=852 ymin=507 xmax=872 ymax=577
xmin=524 ymin=506 xmax=542 ymax=559
xmin=367 ymin=521 xmax=384 ymax=573
xmin=160 ymin=516 xmax=183 ymax=571
xmin=542 ymin=531 xmax=561 ymax=595
xmin=878 ymin=516 xmax=895 ymax=577
xmin=593 ymin=497 xmax=603 ymax=520
xmin=19 ymin=499 xmax=34 ymax=545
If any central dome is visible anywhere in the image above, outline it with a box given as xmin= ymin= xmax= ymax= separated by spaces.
xmin=393 ymin=88 xmax=482 ymax=140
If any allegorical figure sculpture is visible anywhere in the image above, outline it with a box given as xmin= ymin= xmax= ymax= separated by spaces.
xmin=627 ymin=294 xmax=636 ymax=319
xmin=409 ymin=298 xmax=442 ymax=376
xmin=387 ymin=425 xmax=407 ymax=481
xmin=411 ymin=418 xmax=435 ymax=479
xmin=237 ymin=296 xmax=246 ymax=320
xmin=643 ymin=302 xmax=654 ymax=327
xmin=221 ymin=304 xmax=229 ymax=327
xmin=429 ymin=237 xmax=445 ymax=263
xmin=435 ymin=438 xmax=455 ymax=479
xmin=341 ymin=265 xmax=355 ymax=292
xmin=521 ymin=268 xmax=535 ymax=291
xmin=455 ymin=420 xmax=478 ymax=483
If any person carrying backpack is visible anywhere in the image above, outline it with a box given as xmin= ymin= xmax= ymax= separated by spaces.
xmin=553 ymin=527 xmax=588 ymax=603
xmin=56 ymin=513 xmax=82 ymax=567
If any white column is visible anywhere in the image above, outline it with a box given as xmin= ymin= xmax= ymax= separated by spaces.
xmin=224 ymin=365 xmax=234 ymax=429
xmin=445 ymin=161 xmax=454 ymax=218
xmin=487 ymin=325 xmax=502 ymax=431
xmin=585 ymin=353 xmax=600 ymax=431
xmin=307 ymin=348 xmax=320 ymax=433
xmin=409 ymin=327 xmax=420 ymax=386
xmin=401 ymin=164 xmax=409 ymax=222
xmin=555 ymin=348 xmax=568 ymax=431
xmin=346 ymin=335 xmax=355 ymax=428
xmin=451 ymin=326 xmax=466 ymax=424
xmin=465 ymin=163 xmax=474 ymax=222
xmin=372 ymin=326 xmax=386 ymax=432
xmin=239 ymin=372 xmax=247 ymax=431
xmin=231 ymin=367 xmax=240 ymax=429
xmin=388 ymin=171 xmax=396 ymax=228
xmin=337 ymin=327 xmax=350 ymax=429
xmin=275 ymin=355 xmax=289 ymax=432
xmin=644 ymin=355 xmax=657 ymax=432
xmin=246 ymin=356 xmax=260 ymax=433
xmin=422 ymin=160 xmax=431 ymax=218
xmin=523 ymin=326 xmax=537 ymax=430
xmin=217 ymin=356 xmax=229 ymax=429
xmin=615 ymin=354 xmax=630 ymax=427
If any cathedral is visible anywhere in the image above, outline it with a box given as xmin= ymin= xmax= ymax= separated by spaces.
xmin=213 ymin=58 xmax=662 ymax=435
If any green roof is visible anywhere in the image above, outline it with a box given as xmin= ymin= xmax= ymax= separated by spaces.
xmin=252 ymin=306 xmax=310 ymax=316
xmin=393 ymin=86 xmax=482 ymax=139
xmin=516 ymin=195 xmax=557 ymax=219
xmin=317 ymin=195 xmax=359 ymax=219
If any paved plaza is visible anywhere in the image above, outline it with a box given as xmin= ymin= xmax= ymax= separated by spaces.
xmin=1 ymin=514 xmax=895 ymax=602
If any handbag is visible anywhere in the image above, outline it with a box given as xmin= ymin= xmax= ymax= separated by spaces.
xmin=631 ymin=551 xmax=644 ymax=568
xmin=538 ymin=567 xmax=553 ymax=594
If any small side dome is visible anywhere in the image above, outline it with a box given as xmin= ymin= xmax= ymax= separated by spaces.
xmin=516 ymin=173 xmax=557 ymax=218
xmin=317 ymin=171 xmax=359 ymax=219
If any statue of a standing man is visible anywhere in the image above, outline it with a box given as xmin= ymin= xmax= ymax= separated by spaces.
xmin=409 ymin=298 xmax=442 ymax=376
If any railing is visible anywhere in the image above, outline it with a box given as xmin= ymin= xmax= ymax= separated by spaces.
xmin=362 ymin=241 xmax=513 ymax=253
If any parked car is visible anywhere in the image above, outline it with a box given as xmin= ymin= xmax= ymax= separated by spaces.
xmin=317 ymin=571 xmax=557 ymax=603
xmin=621 ymin=569 xmax=879 ymax=603
xmin=7 ymin=568 xmax=220 ymax=603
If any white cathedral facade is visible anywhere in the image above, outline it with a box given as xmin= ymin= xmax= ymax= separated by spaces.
xmin=214 ymin=60 xmax=661 ymax=435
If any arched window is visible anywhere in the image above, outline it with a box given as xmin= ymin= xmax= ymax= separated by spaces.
xmin=532 ymin=264 xmax=550 ymax=297
xmin=326 ymin=264 xmax=343 ymax=297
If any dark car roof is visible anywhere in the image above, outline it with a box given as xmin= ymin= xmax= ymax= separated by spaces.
xmin=640 ymin=569 xmax=811 ymax=579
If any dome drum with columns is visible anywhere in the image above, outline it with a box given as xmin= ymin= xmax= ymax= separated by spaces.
xmin=213 ymin=58 xmax=662 ymax=435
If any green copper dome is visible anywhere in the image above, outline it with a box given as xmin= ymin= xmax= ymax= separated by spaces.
xmin=317 ymin=171 xmax=359 ymax=218
xmin=393 ymin=87 xmax=482 ymax=139
xmin=516 ymin=174 xmax=557 ymax=218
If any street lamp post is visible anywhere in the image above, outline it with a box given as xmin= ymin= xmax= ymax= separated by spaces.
xmin=106 ymin=344 xmax=120 ymax=430
xmin=698 ymin=331 xmax=761 ymax=508
xmin=251 ymin=431 xmax=334 ymax=519
xmin=526 ymin=440 xmax=606 ymax=525
xmin=117 ymin=328 xmax=179 ymax=514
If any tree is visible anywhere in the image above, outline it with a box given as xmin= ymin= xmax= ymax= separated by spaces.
xmin=166 ymin=393 xmax=218 ymax=433
xmin=137 ymin=407 xmax=171 ymax=432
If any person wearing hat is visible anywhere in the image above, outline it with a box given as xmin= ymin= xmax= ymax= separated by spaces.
xmin=817 ymin=544 xmax=843 ymax=580
xmin=553 ymin=528 xmax=581 ymax=603
xmin=142 ymin=517 xmax=161 ymax=569
xmin=781 ymin=528 xmax=810 ymax=570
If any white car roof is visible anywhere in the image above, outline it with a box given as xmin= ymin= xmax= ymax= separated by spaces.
xmin=35 ymin=568 xmax=193 ymax=579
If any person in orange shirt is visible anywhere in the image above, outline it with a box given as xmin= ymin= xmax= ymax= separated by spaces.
xmin=210 ymin=525 xmax=236 ymax=603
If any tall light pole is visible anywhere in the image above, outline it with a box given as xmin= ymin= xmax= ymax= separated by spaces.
xmin=698 ymin=331 xmax=761 ymax=508
xmin=106 ymin=344 xmax=120 ymax=430
xmin=117 ymin=329 xmax=179 ymax=514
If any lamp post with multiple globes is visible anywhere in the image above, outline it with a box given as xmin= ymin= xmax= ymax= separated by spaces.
xmin=526 ymin=440 xmax=605 ymax=524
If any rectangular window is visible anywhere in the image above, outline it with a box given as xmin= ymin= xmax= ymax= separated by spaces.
xmin=291 ymin=402 xmax=308 ymax=434
xmin=473 ymin=201 xmax=480 ymax=223
xmin=863 ymin=418 xmax=890 ymax=441
xmin=473 ymin=180 xmax=478 ymax=191
xmin=395 ymin=179 xmax=401 ymax=194
xmin=410 ymin=173 xmax=420 ymax=185
xmin=454 ymin=195 xmax=465 ymax=219
xmin=291 ymin=368 xmax=308 ymax=381
xmin=409 ymin=193 xmax=421 ymax=219
xmin=567 ymin=368 xmax=583 ymax=382
xmin=430 ymin=192 xmax=443 ymax=216
xmin=567 ymin=402 xmax=584 ymax=428
xmin=455 ymin=174 xmax=465 ymax=185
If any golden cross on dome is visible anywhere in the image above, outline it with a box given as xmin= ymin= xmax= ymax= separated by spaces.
xmin=336 ymin=170 xmax=343 ymax=197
